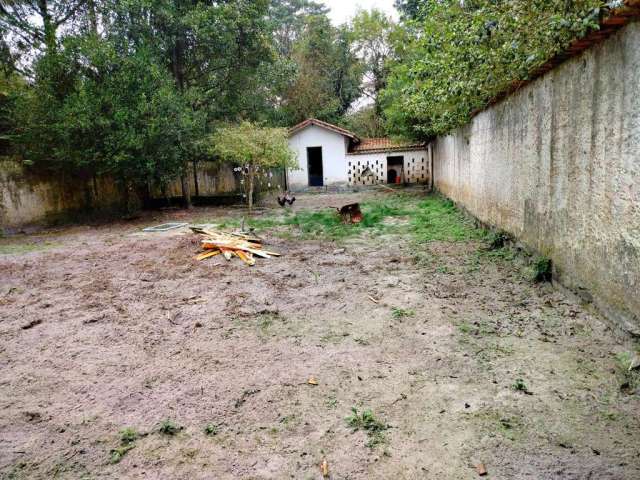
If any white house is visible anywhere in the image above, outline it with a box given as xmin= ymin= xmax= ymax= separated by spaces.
xmin=287 ymin=118 xmax=431 ymax=190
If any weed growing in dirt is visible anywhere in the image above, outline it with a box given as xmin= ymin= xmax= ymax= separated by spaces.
xmin=204 ymin=424 xmax=219 ymax=436
xmin=119 ymin=427 xmax=138 ymax=444
xmin=486 ymin=230 xmax=511 ymax=250
xmin=346 ymin=407 xmax=389 ymax=448
xmin=615 ymin=351 xmax=640 ymax=394
xmin=391 ymin=307 xmax=415 ymax=320
xmin=530 ymin=256 xmax=552 ymax=282
xmin=109 ymin=427 xmax=139 ymax=464
xmin=157 ymin=420 xmax=182 ymax=436
xmin=512 ymin=378 xmax=531 ymax=394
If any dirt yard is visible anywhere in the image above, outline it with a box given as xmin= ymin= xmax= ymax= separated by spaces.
xmin=1 ymin=190 xmax=639 ymax=479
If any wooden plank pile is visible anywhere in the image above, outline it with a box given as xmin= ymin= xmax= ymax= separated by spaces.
xmin=190 ymin=227 xmax=281 ymax=266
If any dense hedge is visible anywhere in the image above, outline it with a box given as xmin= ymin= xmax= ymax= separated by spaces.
xmin=383 ymin=0 xmax=612 ymax=139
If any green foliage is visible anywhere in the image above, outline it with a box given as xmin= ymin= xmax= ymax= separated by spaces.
xmin=486 ymin=230 xmax=511 ymax=250
xmin=110 ymin=443 xmax=135 ymax=464
xmin=211 ymin=122 xmax=296 ymax=211
xmin=391 ymin=307 xmax=415 ymax=320
xmin=285 ymin=195 xmax=410 ymax=239
xmin=282 ymin=15 xmax=363 ymax=124
xmin=346 ymin=407 xmax=389 ymax=448
xmin=383 ymin=0 xmax=607 ymax=138
xmin=512 ymin=378 xmax=529 ymax=392
xmin=340 ymin=105 xmax=387 ymax=138
xmin=531 ymin=256 xmax=552 ymax=282
xmin=615 ymin=351 xmax=640 ymax=393
xmin=157 ymin=420 xmax=182 ymax=436
xmin=14 ymin=41 xmax=202 ymax=199
xmin=411 ymin=196 xmax=483 ymax=242
xmin=349 ymin=8 xmax=399 ymax=115
xmin=119 ymin=427 xmax=138 ymax=445
xmin=203 ymin=423 xmax=219 ymax=436
xmin=109 ymin=427 xmax=139 ymax=464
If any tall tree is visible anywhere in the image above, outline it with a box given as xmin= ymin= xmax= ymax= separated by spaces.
xmin=99 ymin=0 xmax=273 ymax=206
xmin=350 ymin=8 xmax=398 ymax=116
xmin=211 ymin=122 xmax=296 ymax=213
xmin=0 ymin=0 xmax=87 ymax=55
xmin=269 ymin=0 xmax=329 ymax=56
xmin=283 ymin=14 xmax=362 ymax=124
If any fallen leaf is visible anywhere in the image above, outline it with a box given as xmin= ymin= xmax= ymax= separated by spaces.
xmin=308 ymin=376 xmax=318 ymax=386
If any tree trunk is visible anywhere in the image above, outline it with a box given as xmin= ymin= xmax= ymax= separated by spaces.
xmin=248 ymin=168 xmax=255 ymax=215
xmin=37 ymin=0 xmax=56 ymax=53
xmin=87 ymin=0 xmax=98 ymax=36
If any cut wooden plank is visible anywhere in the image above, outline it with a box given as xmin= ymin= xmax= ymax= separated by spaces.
xmin=235 ymin=250 xmax=256 ymax=266
xmin=196 ymin=250 xmax=221 ymax=261
xmin=219 ymin=247 xmax=234 ymax=261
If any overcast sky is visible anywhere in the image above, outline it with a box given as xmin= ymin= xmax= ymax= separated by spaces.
xmin=321 ymin=0 xmax=399 ymax=25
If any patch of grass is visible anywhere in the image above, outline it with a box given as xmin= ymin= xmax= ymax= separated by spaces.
xmin=285 ymin=195 xmax=413 ymax=240
xmin=157 ymin=420 xmax=182 ymax=436
xmin=204 ymin=423 xmax=219 ymax=436
xmin=391 ymin=307 xmax=415 ymax=320
xmin=410 ymin=196 xmax=485 ymax=243
xmin=346 ymin=407 xmax=389 ymax=448
xmin=0 ymin=241 xmax=60 ymax=255
xmin=477 ymin=247 xmax=517 ymax=262
xmin=458 ymin=322 xmax=472 ymax=334
xmin=470 ymin=409 xmax=523 ymax=442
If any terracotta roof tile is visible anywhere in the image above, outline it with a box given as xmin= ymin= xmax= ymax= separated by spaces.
xmin=348 ymin=138 xmax=426 ymax=155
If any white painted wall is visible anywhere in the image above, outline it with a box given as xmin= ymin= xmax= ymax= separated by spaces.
xmin=287 ymin=125 xmax=349 ymax=189
xmin=346 ymin=150 xmax=430 ymax=186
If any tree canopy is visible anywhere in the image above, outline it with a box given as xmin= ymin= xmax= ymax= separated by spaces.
xmin=0 ymin=0 xmax=616 ymax=208
xmin=211 ymin=122 xmax=296 ymax=212
xmin=382 ymin=0 xmax=608 ymax=139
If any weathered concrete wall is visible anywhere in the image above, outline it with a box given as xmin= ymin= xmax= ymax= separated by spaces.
xmin=432 ymin=21 xmax=640 ymax=333
xmin=0 ymin=160 xmax=122 ymax=229
xmin=1 ymin=161 xmax=283 ymax=231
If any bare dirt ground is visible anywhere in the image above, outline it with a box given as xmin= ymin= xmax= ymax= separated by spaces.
xmin=1 ymin=190 xmax=639 ymax=479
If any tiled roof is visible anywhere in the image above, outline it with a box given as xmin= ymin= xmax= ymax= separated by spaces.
xmin=348 ymin=138 xmax=427 ymax=155
xmin=288 ymin=118 xmax=360 ymax=141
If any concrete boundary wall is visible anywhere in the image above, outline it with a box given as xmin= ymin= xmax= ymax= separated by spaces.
xmin=431 ymin=21 xmax=640 ymax=333
xmin=0 ymin=161 xmax=281 ymax=231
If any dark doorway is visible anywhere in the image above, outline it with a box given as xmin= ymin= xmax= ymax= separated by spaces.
xmin=307 ymin=147 xmax=323 ymax=186
xmin=387 ymin=156 xmax=404 ymax=184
